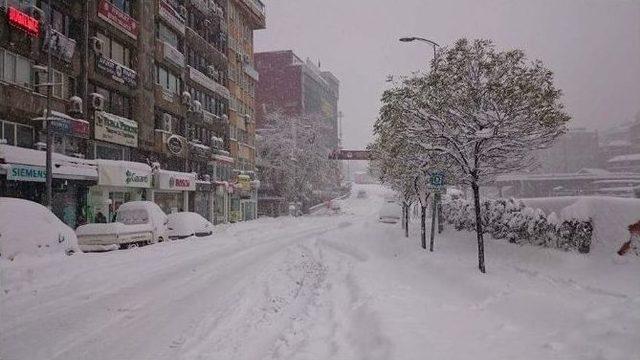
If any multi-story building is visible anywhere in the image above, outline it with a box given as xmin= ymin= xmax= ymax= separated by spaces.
xmin=0 ymin=0 xmax=253 ymax=227
xmin=254 ymin=50 xmax=340 ymax=149
xmin=536 ymin=127 xmax=602 ymax=173
xmin=225 ymin=0 xmax=264 ymax=222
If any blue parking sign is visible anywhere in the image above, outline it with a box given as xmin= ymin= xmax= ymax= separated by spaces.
xmin=429 ymin=172 xmax=445 ymax=188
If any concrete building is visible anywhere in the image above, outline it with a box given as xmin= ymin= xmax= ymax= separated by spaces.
xmin=0 ymin=0 xmax=263 ymax=226
xmin=254 ymin=50 xmax=340 ymax=149
xmin=225 ymin=0 xmax=264 ymax=222
xmin=536 ymin=128 xmax=602 ymax=174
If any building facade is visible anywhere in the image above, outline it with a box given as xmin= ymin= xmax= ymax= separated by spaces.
xmin=254 ymin=50 xmax=340 ymax=149
xmin=536 ymin=127 xmax=602 ymax=174
xmin=0 ymin=0 xmax=264 ymax=226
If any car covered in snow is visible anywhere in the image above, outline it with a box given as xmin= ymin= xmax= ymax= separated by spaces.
xmin=167 ymin=212 xmax=214 ymax=240
xmin=76 ymin=201 xmax=168 ymax=251
xmin=378 ymin=202 xmax=402 ymax=224
xmin=356 ymin=189 xmax=368 ymax=198
xmin=0 ymin=198 xmax=80 ymax=260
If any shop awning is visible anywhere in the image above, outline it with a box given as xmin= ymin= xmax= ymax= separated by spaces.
xmin=0 ymin=144 xmax=97 ymax=180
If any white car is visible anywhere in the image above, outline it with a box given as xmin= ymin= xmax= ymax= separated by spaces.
xmin=356 ymin=189 xmax=368 ymax=198
xmin=76 ymin=201 xmax=168 ymax=251
xmin=167 ymin=212 xmax=213 ymax=240
xmin=379 ymin=202 xmax=402 ymax=224
xmin=0 ymin=197 xmax=79 ymax=260
xmin=383 ymin=193 xmax=399 ymax=203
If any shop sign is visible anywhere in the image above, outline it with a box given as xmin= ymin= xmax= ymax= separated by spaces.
xmin=98 ymin=163 xmax=151 ymax=188
xmin=95 ymin=111 xmax=138 ymax=147
xmin=49 ymin=117 xmax=90 ymax=139
xmin=162 ymin=41 xmax=185 ymax=68
xmin=156 ymin=171 xmax=196 ymax=191
xmin=7 ymin=164 xmax=46 ymax=182
xmin=97 ymin=55 xmax=137 ymax=87
xmin=8 ymin=7 xmax=39 ymax=37
xmin=236 ymin=174 xmax=251 ymax=192
xmin=166 ymin=135 xmax=184 ymax=155
xmin=159 ymin=0 xmax=186 ymax=34
xmin=97 ymin=0 xmax=139 ymax=40
xmin=43 ymin=29 xmax=76 ymax=63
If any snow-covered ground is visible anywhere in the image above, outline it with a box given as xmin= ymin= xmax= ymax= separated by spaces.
xmin=1 ymin=185 xmax=639 ymax=360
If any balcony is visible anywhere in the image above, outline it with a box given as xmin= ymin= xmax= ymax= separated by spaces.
xmin=159 ymin=0 xmax=186 ymax=35
xmin=242 ymin=63 xmax=259 ymax=81
xmin=156 ymin=39 xmax=185 ymax=69
xmin=187 ymin=66 xmax=231 ymax=100
xmin=237 ymin=0 xmax=265 ymax=29
xmin=43 ymin=29 xmax=76 ymax=63
xmin=191 ymin=0 xmax=225 ymax=19
xmin=185 ymin=26 xmax=227 ymax=65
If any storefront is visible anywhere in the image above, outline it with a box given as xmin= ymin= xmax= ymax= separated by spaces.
xmin=0 ymin=144 xmax=97 ymax=228
xmin=192 ymin=181 xmax=214 ymax=222
xmin=235 ymin=174 xmax=259 ymax=221
xmin=213 ymin=181 xmax=231 ymax=224
xmin=150 ymin=169 xmax=196 ymax=214
xmin=88 ymin=160 xmax=152 ymax=222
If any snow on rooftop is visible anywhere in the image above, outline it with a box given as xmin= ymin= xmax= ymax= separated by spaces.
xmin=608 ymin=153 xmax=640 ymax=163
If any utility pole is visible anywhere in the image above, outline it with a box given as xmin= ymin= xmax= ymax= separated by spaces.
xmin=45 ymin=1 xmax=53 ymax=210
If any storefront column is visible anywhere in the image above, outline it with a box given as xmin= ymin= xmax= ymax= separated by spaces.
xmin=183 ymin=191 xmax=189 ymax=213
xmin=148 ymin=189 xmax=155 ymax=202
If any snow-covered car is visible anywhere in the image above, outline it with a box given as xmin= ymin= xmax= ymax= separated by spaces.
xmin=76 ymin=201 xmax=168 ymax=251
xmin=383 ymin=193 xmax=399 ymax=203
xmin=329 ymin=200 xmax=341 ymax=211
xmin=356 ymin=189 xmax=368 ymax=198
xmin=167 ymin=212 xmax=214 ymax=240
xmin=0 ymin=197 xmax=79 ymax=260
xmin=379 ymin=202 xmax=402 ymax=224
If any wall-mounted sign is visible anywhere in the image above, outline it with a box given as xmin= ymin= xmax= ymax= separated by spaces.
xmin=7 ymin=7 xmax=39 ymax=37
xmin=159 ymin=0 xmax=185 ymax=34
xmin=97 ymin=161 xmax=151 ymax=188
xmin=7 ymin=164 xmax=46 ymax=182
xmin=155 ymin=170 xmax=196 ymax=191
xmin=166 ymin=135 xmax=184 ymax=155
xmin=43 ymin=29 xmax=76 ymax=63
xmin=97 ymin=55 xmax=137 ymax=87
xmin=95 ymin=111 xmax=138 ymax=147
xmin=97 ymin=0 xmax=138 ymax=39
xmin=48 ymin=117 xmax=90 ymax=139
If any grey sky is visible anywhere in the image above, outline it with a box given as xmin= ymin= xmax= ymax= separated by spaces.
xmin=255 ymin=0 xmax=640 ymax=149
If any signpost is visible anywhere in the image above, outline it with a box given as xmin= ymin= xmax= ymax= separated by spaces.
xmin=428 ymin=171 xmax=445 ymax=252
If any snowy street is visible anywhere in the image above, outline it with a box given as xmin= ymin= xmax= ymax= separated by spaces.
xmin=1 ymin=185 xmax=639 ymax=360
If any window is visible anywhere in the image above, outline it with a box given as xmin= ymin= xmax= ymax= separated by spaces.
xmin=35 ymin=68 xmax=67 ymax=99
xmin=155 ymin=64 xmax=180 ymax=94
xmin=157 ymin=22 xmax=179 ymax=49
xmin=109 ymin=0 xmax=131 ymax=16
xmin=1 ymin=48 xmax=32 ymax=88
xmin=1 ymin=120 xmax=33 ymax=148
xmin=94 ymin=141 xmax=130 ymax=161
xmin=96 ymin=31 xmax=132 ymax=68
xmin=90 ymin=83 xmax=132 ymax=118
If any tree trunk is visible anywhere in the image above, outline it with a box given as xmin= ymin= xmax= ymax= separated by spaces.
xmin=437 ymin=196 xmax=444 ymax=234
xmin=472 ymin=182 xmax=486 ymax=273
xmin=421 ymin=205 xmax=427 ymax=249
xmin=404 ymin=202 xmax=409 ymax=238
xmin=430 ymin=195 xmax=437 ymax=252
xmin=401 ymin=203 xmax=406 ymax=230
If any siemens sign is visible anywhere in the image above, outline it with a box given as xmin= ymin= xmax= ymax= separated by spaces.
xmin=7 ymin=165 xmax=47 ymax=182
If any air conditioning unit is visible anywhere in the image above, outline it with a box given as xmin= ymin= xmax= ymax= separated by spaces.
xmin=90 ymin=36 xmax=104 ymax=55
xmin=69 ymin=96 xmax=83 ymax=114
xmin=179 ymin=6 xmax=188 ymax=19
xmin=162 ymin=113 xmax=172 ymax=132
xmin=181 ymin=91 xmax=192 ymax=106
xmin=29 ymin=6 xmax=45 ymax=21
xmin=89 ymin=93 xmax=105 ymax=111
xmin=191 ymin=100 xmax=202 ymax=113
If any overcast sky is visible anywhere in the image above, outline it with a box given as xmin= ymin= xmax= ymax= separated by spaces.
xmin=255 ymin=0 xmax=640 ymax=149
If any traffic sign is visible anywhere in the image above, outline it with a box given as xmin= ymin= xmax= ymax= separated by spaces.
xmin=429 ymin=172 xmax=445 ymax=190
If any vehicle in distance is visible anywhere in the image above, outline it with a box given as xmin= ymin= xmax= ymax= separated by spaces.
xmin=379 ymin=202 xmax=402 ymax=224
xmin=167 ymin=212 xmax=213 ymax=240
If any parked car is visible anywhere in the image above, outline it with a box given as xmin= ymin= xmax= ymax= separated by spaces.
xmin=356 ymin=189 xmax=368 ymax=198
xmin=383 ymin=193 xmax=399 ymax=203
xmin=76 ymin=201 xmax=168 ymax=251
xmin=167 ymin=212 xmax=213 ymax=240
xmin=0 ymin=197 xmax=79 ymax=260
xmin=379 ymin=202 xmax=402 ymax=224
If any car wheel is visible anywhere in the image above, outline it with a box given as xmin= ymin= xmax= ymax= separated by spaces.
xmin=126 ymin=243 xmax=138 ymax=250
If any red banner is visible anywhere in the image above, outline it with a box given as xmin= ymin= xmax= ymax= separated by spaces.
xmin=8 ymin=7 xmax=39 ymax=37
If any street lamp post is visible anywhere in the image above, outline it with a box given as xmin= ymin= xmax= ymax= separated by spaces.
xmin=399 ymin=36 xmax=440 ymax=60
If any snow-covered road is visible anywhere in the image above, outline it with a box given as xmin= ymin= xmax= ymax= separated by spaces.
xmin=2 ymin=185 xmax=639 ymax=360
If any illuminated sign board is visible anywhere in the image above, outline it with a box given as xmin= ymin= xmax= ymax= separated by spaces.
xmin=8 ymin=7 xmax=40 ymax=37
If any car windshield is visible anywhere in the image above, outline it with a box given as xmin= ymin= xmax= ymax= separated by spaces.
xmin=116 ymin=209 xmax=149 ymax=225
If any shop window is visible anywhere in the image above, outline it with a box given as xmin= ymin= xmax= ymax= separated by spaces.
xmin=40 ymin=2 xmax=70 ymax=36
xmin=16 ymin=124 xmax=33 ymax=147
xmin=35 ymin=68 xmax=67 ymax=99
xmin=95 ymin=141 xmax=130 ymax=161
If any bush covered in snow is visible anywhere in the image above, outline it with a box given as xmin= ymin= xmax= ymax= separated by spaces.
xmin=442 ymin=198 xmax=593 ymax=253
